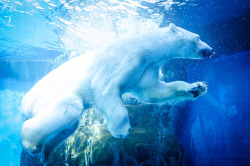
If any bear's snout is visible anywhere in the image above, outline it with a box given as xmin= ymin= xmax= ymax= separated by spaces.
xmin=200 ymin=48 xmax=214 ymax=58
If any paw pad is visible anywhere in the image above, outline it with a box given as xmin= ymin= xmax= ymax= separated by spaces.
xmin=189 ymin=82 xmax=207 ymax=98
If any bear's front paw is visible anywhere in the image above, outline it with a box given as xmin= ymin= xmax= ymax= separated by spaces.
xmin=40 ymin=150 xmax=49 ymax=165
xmin=188 ymin=82 xmax=207 ymax=98
xmin=108 ymin=121 xmax=131 ymax=138
xmin=22 ymin=140 xmax=42 ymax=155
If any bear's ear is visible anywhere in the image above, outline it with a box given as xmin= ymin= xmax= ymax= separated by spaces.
xmin=169 ymin=23 xmax=178 ymax=33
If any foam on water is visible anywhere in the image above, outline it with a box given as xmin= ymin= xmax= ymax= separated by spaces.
xmin=0 ymin=0 xmax=175 ymax=60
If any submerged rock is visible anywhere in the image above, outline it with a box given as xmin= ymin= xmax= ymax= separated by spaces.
xmin=20 ymin=103 xmax=185 ymax=166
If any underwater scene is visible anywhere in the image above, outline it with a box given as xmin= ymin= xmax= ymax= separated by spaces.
xmin=0 ymin=0 xmax=249 ymax=166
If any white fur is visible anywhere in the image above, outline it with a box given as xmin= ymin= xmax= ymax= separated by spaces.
xmin=20 ymin=24 xmax=212 ymax=162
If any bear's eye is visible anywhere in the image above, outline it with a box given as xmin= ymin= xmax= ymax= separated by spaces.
xmin=196 ymin=36 xmax=200 ymax=41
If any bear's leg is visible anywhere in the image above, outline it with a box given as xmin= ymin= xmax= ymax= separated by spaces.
xmin=40 ymin=121 xmax=79 ymax=164
xmin=21 ymin=99 xmax=83 ymax=157
xmin=95 ymin=93 xmax=131 ymax=138
xmin=134 ymin=81 xmax=207 ymax=103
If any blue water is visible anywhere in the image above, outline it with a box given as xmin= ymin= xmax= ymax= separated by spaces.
xmin=177 ymin=52 xmax=250 ymax=165
xmin=0 ymin=0 xmax=249 ymax=165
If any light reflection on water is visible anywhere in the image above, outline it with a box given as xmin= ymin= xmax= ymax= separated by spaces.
xmin=0 ymin=0 xmax=177 ymax=59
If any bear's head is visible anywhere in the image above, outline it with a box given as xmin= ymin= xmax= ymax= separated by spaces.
xmin=169 ymin=23 xmax=214 ymax=59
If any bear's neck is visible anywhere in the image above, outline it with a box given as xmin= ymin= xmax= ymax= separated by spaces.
xmin=144 ymin=39 xmax=180 ymax=67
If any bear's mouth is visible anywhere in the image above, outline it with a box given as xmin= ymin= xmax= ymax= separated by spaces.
xmin=200 ymin=49 xmax=215 ymax=58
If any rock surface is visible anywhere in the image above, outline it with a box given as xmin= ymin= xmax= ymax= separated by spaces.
xmin=20 ymin=103 xmax=186 ymax=166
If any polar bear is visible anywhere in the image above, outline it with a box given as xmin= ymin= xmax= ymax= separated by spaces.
xmin=20 ymin=23 xmax=213 ymax=163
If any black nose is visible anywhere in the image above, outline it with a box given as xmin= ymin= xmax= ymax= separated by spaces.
xmin=201 ymin=49 xmax=214 ymax=58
